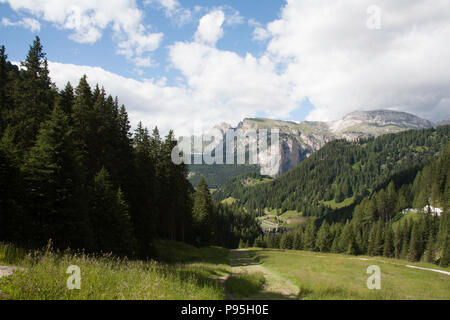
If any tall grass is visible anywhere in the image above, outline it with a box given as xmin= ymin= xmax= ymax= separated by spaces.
xmin=0 ymin=243 xmax=27 ymax=265
xmin=225 ymin=272 xmax=265 ymax=298
xmin=0 ymin=242 xmax=229 ymax=300
xmin=251 ymin=248 xmax=450 ymax=300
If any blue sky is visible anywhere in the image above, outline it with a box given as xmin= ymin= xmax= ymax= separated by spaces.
xmin=0 ymin=0 xmax=284 ymax=84
xmin=0 ymin=0 xmax=449 ymax=134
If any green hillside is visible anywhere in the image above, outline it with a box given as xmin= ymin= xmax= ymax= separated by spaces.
xmin=214 ymin=126 xmax=449 ymax=217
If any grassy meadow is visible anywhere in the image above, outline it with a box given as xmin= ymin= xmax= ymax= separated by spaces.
xmin=249 ymin=248 xmax=450 ymax=300
xmin=0 ymin=241 xmax=229 ymax=300
xmin=1 ymin=241 xmax=449 ymax=300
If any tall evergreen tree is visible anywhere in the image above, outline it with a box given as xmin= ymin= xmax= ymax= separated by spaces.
xmin=383 ymin=223 xmax=394 ymax=258
xmin=316 ymin=221 xmax=333 ymax=252
xmin=24 ymin=105 xmax=90 ymax=249
xmin=90 ymin=167 xmax=135 ymax=255
xmin=12 ymin=36 xmax=55 ymax=151
xmin=303 ymin=219 xmax=317 ymax=251
xmin=192 ymin=177 xmax=214 ymax=245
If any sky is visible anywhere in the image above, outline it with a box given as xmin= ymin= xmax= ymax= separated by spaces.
xmin=1 ymin=0 xmax=449 ymax=136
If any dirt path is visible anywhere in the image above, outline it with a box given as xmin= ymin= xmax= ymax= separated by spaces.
xmin=345 ymin=257 xmax=450 ymax=276
xmin=228 ymin=249 xmax=299 ymax=300
xmin=0 ymin=266 xmax=18 ymax=278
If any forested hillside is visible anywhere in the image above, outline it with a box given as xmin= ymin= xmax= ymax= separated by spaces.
xmin=188 ymin=163 xmax=259 ymax=188
xmin=214 ymin=126 xmax=449 ymax=216
xmin=253 ymin=146 xmax=449 ymax=266
xmin=0 ymin=38 xmax=260 ymax=256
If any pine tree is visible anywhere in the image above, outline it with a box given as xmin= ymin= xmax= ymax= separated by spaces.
xmin=90 ymin=167 xmax=135 ymax=255
xmin=130 ymin=122 xmax=158 ymax=256
xmin=440 ymin=237 xmax=450 ymax=267
xmin=192 ymin=177 xmax=215 ymax=245
xmin=408 ymin=222 xmax=421 ymax=261
xmin=316 ymin=221 xmax=333 ymax=252
xmin=394 ymin=225 xmax=402 ymax=259
xmin=10 ymin=37 xmax=55 ymax=153
xmin=24 ymin=105 xmax=91 ymax=249
xmin=293 ymin=229 xmax=303 ymax=250
xmin=303 ymin=220 xmax=317 ymax=251
xmin=0 ymin=144 xmax=23 ymax=242
xmin=383 ymin=223 xmax=394 ymax=258
xmin=59 ymin=82 xmax=75 ymax=115
xmin=279 ymin=233 xmax=286 ymax=249
xmin=424 ymin=233 xmax=435 ymax=263
xmin=374 ymin=221 xmax=385 ymax=256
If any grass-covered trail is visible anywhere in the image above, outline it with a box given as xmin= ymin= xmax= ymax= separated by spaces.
xmin=224 ymin=249 xmax=299 ymax=299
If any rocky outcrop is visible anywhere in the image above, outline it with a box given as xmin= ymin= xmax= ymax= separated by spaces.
xmin=207 ymin=110 xmax=434 ymax=177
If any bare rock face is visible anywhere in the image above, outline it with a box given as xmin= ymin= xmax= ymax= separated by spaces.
xmin=435 ymin=119 xmax=450 ymax=127
xmin=329 ymin=110 xmax=433 ymax=138
xmin=207 ymin=110 xmax=434 ymax=177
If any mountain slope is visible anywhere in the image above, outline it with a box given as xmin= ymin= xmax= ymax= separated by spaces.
xmin=189 ymin=110 xmax=435 ymax=187
xmin=213 ymin=125 xmax=450 ymax=217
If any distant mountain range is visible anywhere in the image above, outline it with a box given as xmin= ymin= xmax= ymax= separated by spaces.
xmin=189 ymin=110 xmax=447 ymax=186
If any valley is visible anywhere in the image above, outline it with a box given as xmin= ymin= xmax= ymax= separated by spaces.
xmin=1 ymin=38 xmax=449 ymax=301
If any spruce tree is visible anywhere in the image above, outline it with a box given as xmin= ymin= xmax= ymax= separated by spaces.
xmin=293 ymin=229 xmax=303 ymax=250
xmin=408 ymin=222 xmax=421 ymax=261
xmin=424 ymin=233 xmax=435 ymax=263
xmin=440 ymin=237 xmax=450 ymax=267
xmin=192 ymin=177 xmax=214 ymax=245
xmin=303 ymin=219 xmax=317 ymax=251
xmin=12 ymin=36 xmax=55 ymax=152
xmin=383 ymin=223 xmax=394 ymax=258
xmin=90 ymin=167 xmax=135 ymax=255
xmin=316 ymin=221 xmax=333 ymax=252
xmin=25 ymin=105 xmax=91 ymax=249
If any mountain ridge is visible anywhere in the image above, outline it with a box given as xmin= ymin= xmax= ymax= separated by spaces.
xmin=213 ymin=110 xmax=435 ymax=176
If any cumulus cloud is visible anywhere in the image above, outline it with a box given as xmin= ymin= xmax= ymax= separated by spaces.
xmin=0 ymin=0 xmax=163 ymax=67
xmin=9 ymin=0 xmax=450 ymax=136
xmin=47 ymin=45 xmax=298 ymax=136
xmin=262 ymin=0 xmax=450 ymax=122
xmin=1 ymin=17 xmax=40 ymax=32
xmin=194 ymin=10 xmax=226 ymax=46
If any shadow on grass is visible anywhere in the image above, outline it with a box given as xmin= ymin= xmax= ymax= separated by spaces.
xmin=224 ymin=273 xmax=264 ymax=298
xmin=231 ymin=250 xmax=262 ymax=267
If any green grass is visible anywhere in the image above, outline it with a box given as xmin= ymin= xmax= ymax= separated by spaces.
xmin=0 ymin=242 xmax=230 ymax=300
xmin=249 ymin=248 xmax=450 ymax=300
xmin=279 ymin=210 xmax=303 ymax=219
xmin=278 ymin=211 xmax=307 ymax=228
xmin=3 ymin=240 xmax=449 ymax=300
xmin=225 ymin=271 xmax=265 ymax=297
xmin=322 ymin=196 xmax=355 ymax=209
xmin=221 ymin=197 xmax=238 ymax=205
xmin=244 ymin=177 xmax=272 ymax=187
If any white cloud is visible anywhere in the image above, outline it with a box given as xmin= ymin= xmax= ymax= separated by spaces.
xmin=145 ymin=0 xmax=191 ymax=26
xmin=1 ymin=17 xmax=40 ymax=32
xmin=248 ymin=18 xmax=270 ymax=41
xmin=262 ymin=0 xmax=450 ymax=122
xmin=0 ymin=0 xmax=163 ymax=67
xmin=194 ymin=10 xmax=225 ymax=46
xmin=224 ymin=8 xmax=244 ymax=26
xmin=8 ymin=0 xmax=450 ymax=135
xmin=47 ymin=46 xmax=298 ymax=136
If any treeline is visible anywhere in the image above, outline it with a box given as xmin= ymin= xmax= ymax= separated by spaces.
xmin=188 ymin=163 xmax=259 ymax=188
xmin=0 ymin=38 xmax=258 ymax=256
xmin=214 ymin=126 xmax=449 ymax=217
xmin=192 ymin=177 xmax=261 ymax=248
xmin=253 ymin=147 xmax=450 ymax=266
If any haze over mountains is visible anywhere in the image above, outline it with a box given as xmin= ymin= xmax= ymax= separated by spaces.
xmin=198 ymin=110 xmax=443 ymax=178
